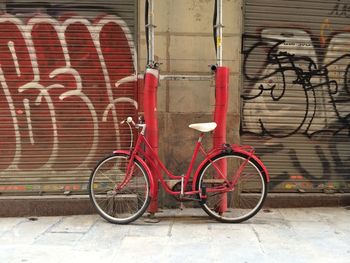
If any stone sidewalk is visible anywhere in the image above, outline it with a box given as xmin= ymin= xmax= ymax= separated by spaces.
xmin=0 ymin=207 xmax=349 ymax=263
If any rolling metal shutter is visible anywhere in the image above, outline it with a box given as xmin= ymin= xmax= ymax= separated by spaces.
xmin=242 ymin=0 xmax=350 ymax=193
xmin=0 ymin=0 xmax=138 ymax=195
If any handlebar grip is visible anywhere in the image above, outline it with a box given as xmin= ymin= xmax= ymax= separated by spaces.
xmin=121 ymin=117 xmax=136 ymax=126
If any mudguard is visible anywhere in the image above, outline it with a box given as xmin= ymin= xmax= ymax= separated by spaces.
xmin=231 ymin=145 xmax=270 ymax=182
xmin=192 ymin=145 xmax=270 ymax=190
xmin=113 ymin=150 xmax=157 ymax=198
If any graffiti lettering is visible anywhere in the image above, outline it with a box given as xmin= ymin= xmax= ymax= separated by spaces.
xmin=0 ymin=14 xmax=138 ymax=173
xmin=242 ymin=31 xmax=350 ymax=138
xmin=242 ymin=27 xmax=350 ymax=192
xmin=329 ymin=0 xmax=350 ymax=18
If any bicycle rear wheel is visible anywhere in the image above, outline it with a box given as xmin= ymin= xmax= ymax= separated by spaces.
xmin=196 ymin=152 xmax=268 ymax=223
xmin=89 ymin=153 xmax=151 ymax=224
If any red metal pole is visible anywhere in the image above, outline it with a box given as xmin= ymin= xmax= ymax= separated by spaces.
xmin=213 ymin=67 xmax=229 ymax=140
xmin=213 ymin=66 xmax=229 ymax=213
xmin=143 ymin=67 xmax=159 ymax=213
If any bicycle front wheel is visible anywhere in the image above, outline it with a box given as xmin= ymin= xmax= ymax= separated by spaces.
xmin=196 ymin=152 xmax=268 ymax=223
xmin=89 ymin=153 xmax=151 ymax=224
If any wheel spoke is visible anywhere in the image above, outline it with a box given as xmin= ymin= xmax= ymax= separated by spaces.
xmin=89 ymin=154 xmax=150 ymax=224
xmin=197 ymin=153 xmax=267 ymax=223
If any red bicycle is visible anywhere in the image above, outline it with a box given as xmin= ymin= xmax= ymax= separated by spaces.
xmin=89 ymin=117 xmax=269 ymax=224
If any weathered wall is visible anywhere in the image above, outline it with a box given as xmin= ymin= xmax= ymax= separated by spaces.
xmin=0 ymin=0 xmax=243 ymax=201
xmin=242 ymin=0 xmax=350 ymax=193
xmin=0 ymin=0 xmax=138 ymax=194
xmin=138 ymin=0 xmax=243 ymax=206
xmin=0 ymin=0 xmax=348 ymax=213
xmin=138 ymin=0 xmax=242 ymax=169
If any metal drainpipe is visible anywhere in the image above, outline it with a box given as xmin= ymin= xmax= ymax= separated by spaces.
xmin=144 ymin=0 xmax=159 ymax=214
xmin=213 ymin=0 xmax=230 ymax=213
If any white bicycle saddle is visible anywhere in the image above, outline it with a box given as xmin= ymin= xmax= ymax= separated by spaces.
xmin=189 ymin=122 xmax=217 ymax=132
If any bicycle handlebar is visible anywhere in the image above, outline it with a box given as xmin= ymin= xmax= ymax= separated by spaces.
xmin=121 ymin=117 xmax=136 ymax=126
xmin=121 ymin=117 xmax=147 ymax=136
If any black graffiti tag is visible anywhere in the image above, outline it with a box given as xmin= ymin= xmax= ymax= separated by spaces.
xmin=242 ymin=35 xmax=350 ymax=138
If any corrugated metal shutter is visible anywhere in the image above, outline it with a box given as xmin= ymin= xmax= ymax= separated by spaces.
xmin=0 ymin=0 xmax=138 ymax=195
xmin=242 ymin=0 xmax=350 ymax=193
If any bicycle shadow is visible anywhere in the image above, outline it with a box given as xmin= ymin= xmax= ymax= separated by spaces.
xmin=127 ymin=208 xmax=279 ymax=226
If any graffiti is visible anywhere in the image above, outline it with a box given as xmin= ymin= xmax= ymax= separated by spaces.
xmin=242 ymin=25 xmax=350 ymax=192
xmin=0 ymin=13 xmax=138 ymax=174
xmin=256 ymin=138 xmax=350 ymax=192
xmin=329 ymin=0 xmax=350 ymax=18
xmin=242 ymin=29 xmax=350 ymax=138
xmin=0 ymin=183 xmax=88 ymax=192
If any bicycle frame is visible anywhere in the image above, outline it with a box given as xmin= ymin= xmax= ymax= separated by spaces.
xmin=114 ymin=125 xmax=270 ymax=200
xmin=116 ymin=131 xmax=212 ymax=197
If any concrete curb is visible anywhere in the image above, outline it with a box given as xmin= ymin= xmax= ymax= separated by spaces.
xmin=0 ymin=193 xmax=349 ymax=217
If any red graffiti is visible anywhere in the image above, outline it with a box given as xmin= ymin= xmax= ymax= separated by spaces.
xmin=0 ymin=14 xmax=137 ymax=172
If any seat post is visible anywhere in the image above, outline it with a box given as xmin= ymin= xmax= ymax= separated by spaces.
xmin=198 ymin=133 xmax=204 ymax=143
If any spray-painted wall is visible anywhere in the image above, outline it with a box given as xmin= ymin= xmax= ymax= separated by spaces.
xmin=0 ymin=1 xmax=138 ymax=194
xmin=0 ymin=0 xmax=244 ymax=201
xmin=6 ymin=0 xmax=345 ymax=201
xmin=243 ymin=0 xmax=350 ymax=193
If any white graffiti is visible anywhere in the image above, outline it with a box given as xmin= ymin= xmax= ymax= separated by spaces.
xmin=0 ymin=13 xmax=138 ymax=174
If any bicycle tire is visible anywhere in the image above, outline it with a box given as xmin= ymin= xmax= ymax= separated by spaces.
xmin=89 ymin=153 xmax=151 ymax=224
xmin=196 ymin=152 xmax=268 ymax=223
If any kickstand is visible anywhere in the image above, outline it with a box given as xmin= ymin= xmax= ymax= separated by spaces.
xmin=180 ymin=202 xmax=185 ymax=210
xmin=144 ymin=212 xmax=161 ymax=223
